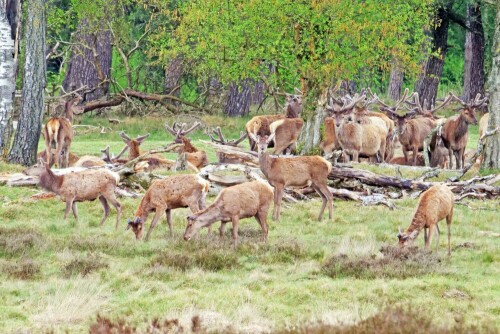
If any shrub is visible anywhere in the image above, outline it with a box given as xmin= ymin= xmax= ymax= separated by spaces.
xmin=62 ymin=253 xmax=109 ymax=278
xmin=3 ymin=258 xmax=41 ymax=280
xmin=0 ymin=227 xmax=44 ymax=257
xmin=322 ymin=245 xmax=445 ymax=279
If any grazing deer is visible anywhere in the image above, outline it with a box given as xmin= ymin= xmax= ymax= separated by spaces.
xmin=397 ymin=184 xmax=454 ymax=256
xmin=438 ymin=93 xmax=487 ymax=169
xmin=24 ymin=159 xmax=122 ymax=228
xmin=250 ymin=133 xmax=333 ymax=222
xmin=245 ymin=92 xmax=302 ymax=151
xmin=183 ymin=181 xmax=273 ymax=247
xmin=42 ymin=95 xmax=81 ymax=168
xmin=127 ymin=174 xmax=210 ymax=241
xmin=165 ymin=122 xmax=208 ymax=170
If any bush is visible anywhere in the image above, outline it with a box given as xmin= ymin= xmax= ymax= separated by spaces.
xmin=0 ymin=227 xmax=44 ymax=257
xmin=62 ymin=253 xmax=109 ymax=278
xmin=3 ymin=258 xmax=41 ymax=280
xmin=322 ymin=245 xmax=446 ymax=279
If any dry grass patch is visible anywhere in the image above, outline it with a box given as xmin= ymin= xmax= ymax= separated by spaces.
xmin=3 ymin=257 xmax=41 ymax=280
xmin=62 ymin=252 xmax=109 ymax=277
xmin=0 ymin=226 xmax=44 ymax=257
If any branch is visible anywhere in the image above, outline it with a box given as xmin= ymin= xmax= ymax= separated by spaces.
xmin=123 ymin=89 xmax=214 ymax=113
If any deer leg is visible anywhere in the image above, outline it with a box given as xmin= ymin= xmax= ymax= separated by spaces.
xmin=106 ymin=194 xmax=122 ymax=229
xmin=424 ymin=227 xmax=428 ymax=245
xmin=144 ymin=210 xmax=164 ymax=241
xmin=64 ymin=198 xmax=74 ymax=220
xmin=426 ymin=224 xmax=435 ymax=252
xmin=453 ymin=150 xmax=460 ymax=170
xmin=448 ymin=148 xmax=454 ymax=170
xmin=402 ymin=149 xmax=409 ymax=165
xmin=312 ymin=184 xmax=327 ymax=222
xmin=273 ymin=185 xmax=284 ymax=221
xmin=231 ymin=216 xmax=239 ymax=248
xmin=98 ymin=196 xmax=110 ymax=226
xmin=435 ymin=224 xmax=440 ymax=253
xmin=71 ymin=201 xmax=78 ymax=221
xmin=446 ymin=207 xmax=453 ymax=256
xmin=255 ymin=210 xmax=269 ymax=242
xmin=352 ymin=151 xmax=359 ymax=163
xmin=459 ymin=147 xmax=465 ymax=170
xmin=412 ymin=146 xmax=418 ymax=166
xmin=318 ymin=183 xmax=333 ymax=220
xmin=165 ymin=209 xmax=173 ymax=237
xmin=219 ymin=221 xmax=227 ymax=238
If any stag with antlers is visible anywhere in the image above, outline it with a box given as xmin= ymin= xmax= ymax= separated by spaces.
xmin=437 ymin=93 xmax=487 ymax=169
xmin=165 ymin=121 xmax=208 ymax=169
xmin=377 ymin=89 xmax=453 ymax=166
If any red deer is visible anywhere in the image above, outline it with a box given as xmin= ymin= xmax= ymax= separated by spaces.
xmin=119 ymin=131 xmax=175 ymax=171
xmin=250 ymin=133 xmax=333 ymax=222
xmin=42 ymin=95 xmax=81 ymax=168
xmin=24 ymin=159 xmax=122 ymax=228
xmin=37 ymin=149 xmax=79 ymax=168
xmin=319 ymin=117 xmax=339 ymax=155
xmin=165 ymin=122 xmax=208 ymax=170
xmin=127 ymin=174 xmax=210 ymax=241
xmin=397 ymin=184 xmax=454 ymax=256
xmin=210 ymin=127 xmax=251 ymax=164
xmin=268 ymin=118 xmax=304 ymax=155
xmin=183 ymin=181 xmax=273 ymax=246
xmin=438 ymin=93 xmax=487 ymax=169
xmin=245 ymin=93 xmax=302 ymax=151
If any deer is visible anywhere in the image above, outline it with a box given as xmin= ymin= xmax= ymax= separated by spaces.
xmin=209 ymin=127 xmax=251 ymax=164
xmin=330 ymin=95 xmax=386 ymax=163
xmin=397 ymin=184 xmax=454 ymax=256
xmin=42 ymin=95 xmax=81 ymax=168
xmin=378 ymin=92 xmax=453 ymax=166
xmin=245 ymin=92 xmax=302 ymax=151
xmin=165 ymin=122 xmax=208 ymax=170
xmin=249 ymin=133 xmax=333 ymax=222
xmin=127 ymin=174 xmax=210 ymax=241
xmin=437 ymin=93 xmax=487 ymax=169
xmin=118 ymin=131 xmax=176 ymax=171
xmin=23 ymin=159 xmax=122 ymax=228
xmin=183 ymin=180 xmax=273 ymax=247
xmin=319 ymin=117 xmax=340 ymax=155
xmin=268 ymin=117 xmax=304 ymax=155
xmin=37 ymin=149 xmax=80 ymax=168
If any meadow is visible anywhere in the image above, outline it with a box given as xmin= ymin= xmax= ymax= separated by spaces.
xmin=0 ymin=112 xmax=499 ymax=333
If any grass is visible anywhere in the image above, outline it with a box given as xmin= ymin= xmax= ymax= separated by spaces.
xmin=0 ymin=113 xmax=499 ymax=333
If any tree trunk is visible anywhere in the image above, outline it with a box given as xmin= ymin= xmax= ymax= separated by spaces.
xmin=387 ymin=60 xmax=404 ymax=100
xmin=414 ymin=4 xmax=451 ymax=109
xmin=252 ymin=80 xmax=265 ymax=105
xmin=63 ymin=21 xmax=112 ymax=101
xmin=164 ymin=56 xmax=182 ymax=105
xmin=299 ymin=88 xmax=328 ymax=154
xmin=0 ymin=0 xmax=18 ymax=157
xmin=463 ymin=2 xmax=485 ymax=102
xmin=224 ymin=81 xmax=251 ymax=117
xmin=481 ymin=3 xmax=500 ymax=170
xmin=8 ymin=0 xmax=46 ymax=166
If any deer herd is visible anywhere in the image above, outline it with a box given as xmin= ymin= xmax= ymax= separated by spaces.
xmin=24 ymin=87 xmax=490 ymax=254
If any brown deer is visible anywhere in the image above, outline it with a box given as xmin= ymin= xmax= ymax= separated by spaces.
xmin=24 ymin=159 xmax=122 ymax=228
xmin=42 ymin=95 xmax=81 ymax=168
xmin=119 ymin=131 xmax=176 ymax=171
xmin=250 ymin=133 xmax=333 ymax=222
xmin=183 ymin=180 xmax=273 ymax=247
xmin=268 ymin=118 xmax=304 ymax=155
xmin=245 ymin=92 xmax=302 ymax=151
xmin=210 ymin=127 xmax=251 ymax=164
xmin=438 ymin=93 xmax=487 ymax=169
xmin=37 ymin=149 xmax=80 ymax=168
xmin=127 ymin=174 xmax=210 ymax=241
xmin=319 ymin=117 xmax=340 ymax=155
xmin=165 ymin=122 xmax=208 ymax=170
xmin=397 ymin=184 xmax=454 ymax=256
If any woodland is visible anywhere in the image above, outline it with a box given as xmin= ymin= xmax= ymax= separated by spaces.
xmin=0 ymin=0 xmax=499 ymax=333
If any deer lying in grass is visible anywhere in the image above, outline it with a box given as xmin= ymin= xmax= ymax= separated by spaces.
xmin=37 ymin=149 xmax=80 ymax=168
xmin=438 ymin=93 xmax=487 ymax=169
xmin=397 ymin=184 xmax=454 ymax=256
xmin=127 ymin=174 xmax=210 ymax=241
xmin=246 ymin=92 xmax=302 ymax=151
xmin=24 ymin=159 xmax=122 ymax=227
xmin=42 ymin=95 xmax=81 ymax=168
xmin=183 ymin=180 xmax=273 ymax=246
xmin=165 ymin=122 xmax=208 ymax=170
xmin=250 ymin=133 xmax=333 ymax=221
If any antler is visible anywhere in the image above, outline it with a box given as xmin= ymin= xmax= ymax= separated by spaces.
xmin=450 ymin=93 xmax=488 ymax=110
xmin=119 ymin=131 xmax=132 ymax=142
xmin=209 ymin=127 xmax=248 ymax=146
xmin=165 ymin=121 xmax=201 ymax=141
xmin=408 ymin=92 xmax=453 ymax=115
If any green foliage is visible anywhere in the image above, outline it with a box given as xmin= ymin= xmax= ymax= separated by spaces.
xmin=162 ymin=0 xmax=432 ymax=93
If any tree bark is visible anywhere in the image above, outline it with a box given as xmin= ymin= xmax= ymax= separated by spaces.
xmin=298 ymin=88 xmax=328 ymax=154
xmin=481 ymin=3 xmax=500 ymax=170
xmin=252 ymin=80 xmax=265 ymax=105
xmin=0 ymin=0 xmax=18 ymax=157
xmin=414 ymin=3 xmax=452 ymax=109
xmin=63 ymin=21 xmax=112 ymax=102
xmin=463 ymin=2 xmax=485 ymax=102
xmin=8 ymin=0 xmax=46 ymax=166
xmin=387 ymin=60 xmax=404 ymax=100
xmin=164 ymin=56 xmax=182 ymax=105
xmin=224 ymin=81 xmax=251 ymax=117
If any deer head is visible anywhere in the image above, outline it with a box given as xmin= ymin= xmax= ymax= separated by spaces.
xmin=449 ymin=93 xmax=487 ymax=125
xmin=126 ymin=218 xmax=144 ymax=240
xmin=119 ymin=132 xmax=150 ymax=159
xmin=165 ymin=121 xmax=201 ymax=143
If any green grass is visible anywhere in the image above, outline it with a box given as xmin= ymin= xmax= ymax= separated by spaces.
xmin=0 ymin=114 xmax=498 ymax=333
